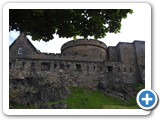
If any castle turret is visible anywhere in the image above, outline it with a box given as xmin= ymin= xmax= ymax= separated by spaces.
xmin=61 ymin=39 xmax=107 ymax=61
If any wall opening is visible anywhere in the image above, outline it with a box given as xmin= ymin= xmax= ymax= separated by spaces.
xmin=67 ymin=64 xmax=69 ymax=69
xmin=17 ymin=46 xmax=23 ymax=55
xmin=12 ymin=60 xmax=16 ymax=67
xmin=140 ymin=65 xmax=145 ymax=69
xmin=54 ymin=63 xmax=57 ymax=68
xmin=87 ymin=65 xmax=89 ymax=72
xmin=41 ymin=62 xmax=50 ymax=71
xmin=130 ymin=67 xmax=132 ymax=72
xmin=108 ymin=66 xmax=113 ymax=72
xmin=60 ymin=63 xmax=64 ymax=69
xmin=93 ymin=66 xmax=96 ymax=70
xmin=100 ymin=54 xmax=102 ymax=58
xmin=9 ymin=63 xmax=12 ymax=69
xmin=31 ymin=62 xmax=35 ymax=68
xmin=76 ymin=64 xmax=81 ymax=72
xmin=22 ymin=62 xmax=25 ymax=67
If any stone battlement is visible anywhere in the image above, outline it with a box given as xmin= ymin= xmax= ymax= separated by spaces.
xmin=9 ymin=33 xmax=145 ymax=90
xmin=61 ymin=39 xmax=107 ymax=61
xmin=61 ymin=39 xmax=107 ymax=52
xmin=9 ymin=33 xmax=145 ymax=109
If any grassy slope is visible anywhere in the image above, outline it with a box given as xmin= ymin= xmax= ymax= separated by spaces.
xmin=10 ymin=87 xmax=140 ymax=109
xmin=62 ymin=87 xmax=140 ymax=109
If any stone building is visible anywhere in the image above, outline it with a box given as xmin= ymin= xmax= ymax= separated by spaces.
xmin=9 ymin=33 xmax=145 ymax=90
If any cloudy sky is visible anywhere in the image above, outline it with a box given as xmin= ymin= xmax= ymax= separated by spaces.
xmin=9 ymin=7 xmax=149 ymax=53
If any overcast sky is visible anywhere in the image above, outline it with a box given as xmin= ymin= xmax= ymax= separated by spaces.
xmin=9 ymin=8 xmax=148 ymax=53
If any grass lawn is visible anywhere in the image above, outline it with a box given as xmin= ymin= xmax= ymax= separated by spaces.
xmin=62 ymin=87 xmax=140 ymax=109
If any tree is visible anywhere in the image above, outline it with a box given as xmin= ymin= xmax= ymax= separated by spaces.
xmin=9 ymin=9 xmax=133 ymax=41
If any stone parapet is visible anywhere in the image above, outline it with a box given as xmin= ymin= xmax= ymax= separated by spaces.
xmin=61 ymin=39 xmax=107 ymax=53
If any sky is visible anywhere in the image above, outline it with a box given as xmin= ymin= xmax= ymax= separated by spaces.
xmin=9 ymin=8 xmax=148 ymax=53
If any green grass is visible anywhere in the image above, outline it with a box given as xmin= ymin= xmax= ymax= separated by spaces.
xmin=61 ymin=87 xmax=140 ymax=109
xmin=10 ymin=87 xmax=140 ymax=109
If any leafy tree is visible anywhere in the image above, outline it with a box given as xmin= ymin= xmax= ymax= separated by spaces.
xmin=9 ymin=9 xmax=133 ymax=41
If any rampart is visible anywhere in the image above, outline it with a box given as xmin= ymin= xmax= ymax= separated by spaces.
xmin=9 ymin=33 xmax=145 ymax=90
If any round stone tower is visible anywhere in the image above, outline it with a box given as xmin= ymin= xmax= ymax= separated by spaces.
xmin=61 ymin=39 xmax=107 ymax=61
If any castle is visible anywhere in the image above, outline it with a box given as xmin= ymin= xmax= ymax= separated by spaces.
xmin=9 ymin=33 xmax=145 ymax=90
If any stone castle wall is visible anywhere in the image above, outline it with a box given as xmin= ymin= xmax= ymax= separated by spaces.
xmin=9 ymin=33 xmax=145 ymax=90
xmin=134 ymin=41 xmax=145 ymax=83
xmin=61 ymin=39 xmax=107 ymax=61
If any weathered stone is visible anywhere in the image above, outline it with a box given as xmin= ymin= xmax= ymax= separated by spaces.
xmin=97 ymin=80 xmax=141 ymax=100
xmin=9 ymin=77 xmax=70 ymax=109
xmin=9 ymin=33 xmax=145 ymax=108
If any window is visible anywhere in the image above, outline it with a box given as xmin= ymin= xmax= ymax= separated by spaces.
xmin=67 ymin=64 xmax=69 ymax=69
xmin=18 ymin=46 xmax=23 ymax=55
xmin=124 ymin=67 xmax=126 ymax=72
xmin=76 ymin=64 xmax=81 ymax=71
xmin=82 ymin=54 xmax=87 ymax=57
xmin=140 ymin=65 xmax=145 ymax=69
xmin=100 ymin=54 xmax=102 ymax=58
xmin=87 ymin=65 xmax=89 ymax=71
xmin=108 ymin=66 xmax=113 ymax=72
xmin=54 ymin=63 xmax=57 ymax=68
xmin=60 ymin=63 xmax=64 ymax=69
xmin=9 ymin=63 xmax=12 ymax=69
xmin=22 ymin=62 xmax=25 ymax=67
xmin=12 ymin=60 xmax=16 ymax=67
xmin=130 ymin=67 xmax=132 ymax=72
xmin=41 ymin=62 xmax=50 ymax=71
xmin=31 ymin=62 xmax=35 ymax=68
xmin=93 ymin=66 xmax=96 ymax=70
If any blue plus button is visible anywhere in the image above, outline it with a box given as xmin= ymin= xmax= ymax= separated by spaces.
xmin=137 ymin=89 xmax=158 ymax=110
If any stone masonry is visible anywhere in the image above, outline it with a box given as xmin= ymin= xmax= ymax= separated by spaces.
xmin=9 ymin=33 xmax=145 ymax=90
